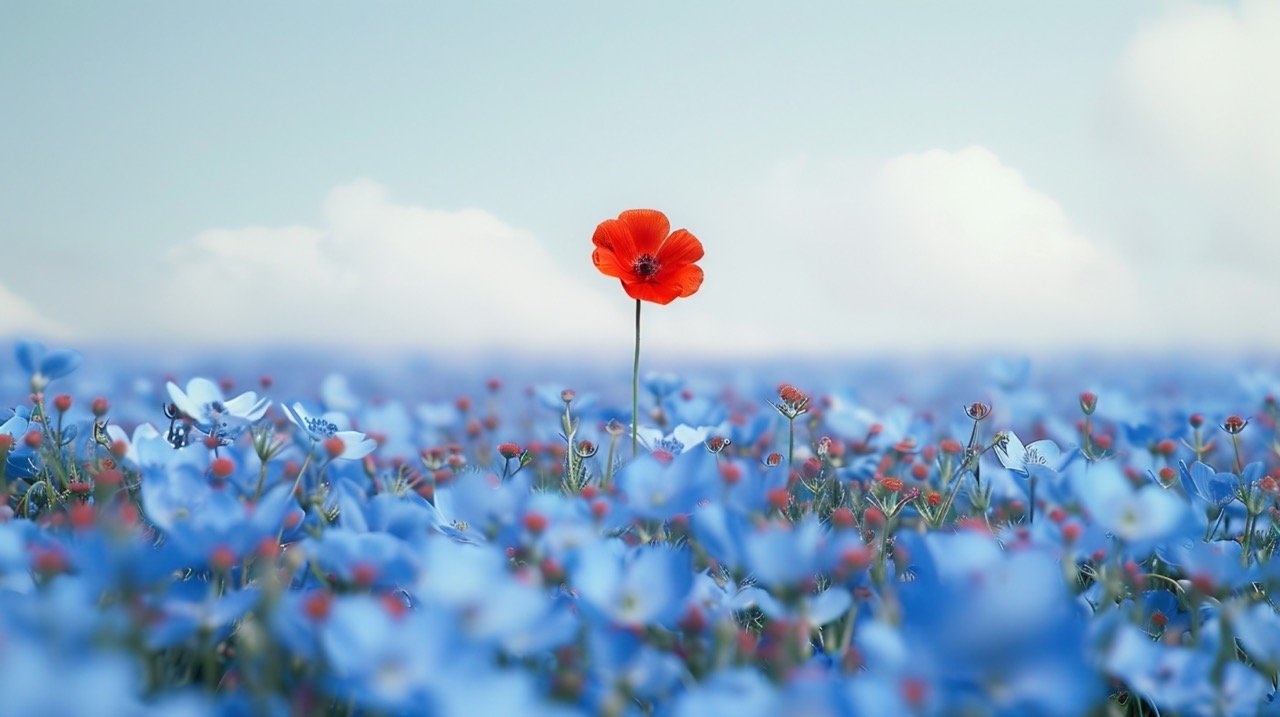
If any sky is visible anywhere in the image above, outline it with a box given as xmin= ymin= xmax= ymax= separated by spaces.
xmin=1 ymin=0 xmax=1277 ymax=359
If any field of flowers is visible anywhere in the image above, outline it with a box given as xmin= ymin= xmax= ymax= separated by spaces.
xmin=3 ymin=337 xmax=1280 ymax=717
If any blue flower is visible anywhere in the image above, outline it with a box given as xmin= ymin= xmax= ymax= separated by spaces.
xmin=572 ymin=541 xmax=693 ymax=628
xmin=280 ymin=402 xmax=376 ymax=460
xmin=994 ymin=430 xmax=1066 ymax=481
xmin=166 ymin=377 xmax=270 ymax=443
xmin=14 ymin=339 xmax=82 ymax=391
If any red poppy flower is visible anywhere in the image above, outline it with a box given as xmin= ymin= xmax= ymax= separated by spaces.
xmin=592 ymin=209 xmax=703 ymax=305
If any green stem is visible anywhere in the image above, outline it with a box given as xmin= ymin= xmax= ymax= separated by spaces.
xmin=632 ymin=299 xmax=641 ymax=458
xmin=788 ymin=417 xmax=796 ymax=474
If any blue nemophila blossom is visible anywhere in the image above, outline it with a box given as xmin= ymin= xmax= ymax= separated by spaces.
xmin=166 ymin=377 xmax=270 ymax=444
xmin=743 ymin=516 xmax=828 ymax=587
xmin=994 ymin=430 xmax=1066 ymax=481
xmin=572 ymin=541 xmax=693 ymax=628
xmin=892 ymin=532 xmax=1101 ymax=716
xmin=141 ymin=464 xmax=295 ymax=566
xmin=0 ymin=411 xmax=37 ymax=479
xmin=1233 ymin=601 xmax=1280 ymax=669
xmin=280 ymin=402 xmax=376 ymax=460
xmin=615 ymin=445 xmax=717 ymax=522
xmin=1075 ymin=462 xmax=1190 ymax=552
xmin=14 ymin=339 xmax=82 ymax=391
xmin=1103 ymin=623 xmax=1271 ymax=716
xmin=427 ymin=471 xmax=532 ymax=545
xmin=1179 ymin=460 xmax=1244 ymax=508
xmin=635 ymin=423 xmax=713 ymax=454
xmin=318 ymin=595 xmax=447 ymax=713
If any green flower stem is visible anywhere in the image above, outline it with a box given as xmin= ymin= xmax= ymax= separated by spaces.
xmin=632 ymin=299 xmax=641 ymax=458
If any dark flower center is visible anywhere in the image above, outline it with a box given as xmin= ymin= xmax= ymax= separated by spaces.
xmin=632 ymin=253 xmax=660 ymax=278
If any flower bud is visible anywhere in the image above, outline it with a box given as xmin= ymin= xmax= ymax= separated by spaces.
xmin=1079 ymin=391 xmax=1097 ymax=416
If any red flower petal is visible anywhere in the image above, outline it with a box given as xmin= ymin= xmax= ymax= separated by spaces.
xmin=592 ymin=247 xmax=629 ymax=279
xmin=592 ymin=219 xmax=637 ymax=263
xmin=621 ymin=279 xmax=683 ymax=305
xmin=663 ymin=263 xmax=704 ymax=298
xmin=656 ymin=228 xmax=703 ymax=267
xmin=616 ymin=210 xmax=670 ymax=255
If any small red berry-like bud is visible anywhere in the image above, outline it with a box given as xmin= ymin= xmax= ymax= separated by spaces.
xmin=1059 ymin=517 xmax=1080 ymax=540
xmin=581 ymin=485 xmax=599 ymax=500
xmin=964 ymin=402 xmax=991 ymax=421
xmin=678 ymin=606 xmax=706 ymax=633
xmin=766 ymin=488 xmax=790 ymax=510
xmin=801 ymin=457 xmax=823 ymax=479
xmin=323 ymin=436 xmax=346 ymax=459
xmin=1189 ymin=573 xmax=1215 ymax=594
xmin=1093 ymin=434 xmax=1113 ymax=451
xmin=878 ymin=476 xmax=904 ymax=493
xmin=69 ymin=504 xmax=95 ymax=531
xmin=0 ymin=434 xmax=12 ymax=452
xmin=892 ymin=439 xmax=916 ymax=454
xmin=256 ymin=537 xmax=280 ymax=559
xmin=559 ymin=389 xmax=575 ymax=403
xmin=763 ymin=452 xmax=783 ymax=467
xmin=1260 ymin=476 xmax=1278 ymax=493
xmin=351 ymin=562 xmax=378 ymax=587
xmin=23 ymin=430 xmax=42 ymax=449
xmin=590 ymin=500 xmax=610 ymax=520
xmin=68 ymin=481 xmax=92 ymax=496
xmin=302 ymin=591 xmax=333 ymax=622
xmin=53 ymin=394 xmax=73 ymax=413
xmin=539 ymin=558 xmax=565 ymax=583
xmin=1155 ymin=439 xmax=1176 ymax=456
xmin=455 ymin=396 xmax=472 ymax=412
xmin=1158 ymin=466 xmax=1177 ymax=485
xmin=486 ymin=377 xmax=502 ymax=392
xmin=901 ymin=677 xmax=928 ymax=709
xmin=1189 ymin=413 xmax=1205 ymax=428
xmin=1151 ymin=611 xmax=1169 ymax=629
xmin=777 ymin=383 xmax=807 ymax=405
xmin=867 ymin=423 xmax=883 ymax=436
xmin=109 ymin=439 xmax=129 ymax=459
xmin=497 ymin=442 xmax=521 ymax=459
xmin=32 ymin=547 xmax=68 ymax=575
xmin=1079 ymin=392 xmax=1097 ymax=416
xmin=706 ymin=436 xmax=730 ymax=454
xmin=831 ymin=506 xmax=855 ymax=529
xmin=863 ymin=506 xmax=886 ymax=528
xmin=523 ymin=512 xmax=548 ymax=534
xmin=1221 ymin=415 xmax=1248 ymax=435
xmin=719 ymin=462 xmax=742 ymax=485
xmin=96 ymin=469 xmax=122 ymax=488
xmin=1048 ymin=507 xmax=1067 ymax=524
xmin=91 ymin=397 xmax=110 ymax=416
xmin=210 ymin=457 xmax=235 ymax=479
xmin=910 ymin=463 xmax=929 ymax=481
xmin=209 ymin=545 xmax=237 ymax=572
xmin=202 ymin=435 xmax=221 ymax=450
xmin=926 ymin=491 xmax=941 ymax=507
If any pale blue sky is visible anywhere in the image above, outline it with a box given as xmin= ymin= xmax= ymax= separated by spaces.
xmin=2 ymin=1 xmax=1274 ymax=356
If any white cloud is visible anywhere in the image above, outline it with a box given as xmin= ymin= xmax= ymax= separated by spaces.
xmin=126 ymin=180 xmax=770 ymax=357
xmin=0 ymin=280 xmax=69 ymax=339
xmin=702 ymin=146 xmax=1143 ymax=352
xmin=1110 ymin=0 xmax=1280 ymax=262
